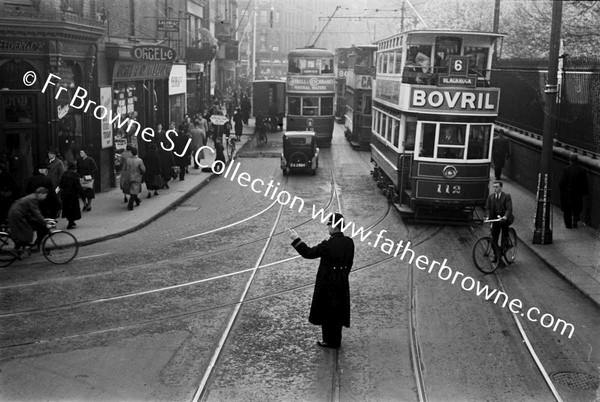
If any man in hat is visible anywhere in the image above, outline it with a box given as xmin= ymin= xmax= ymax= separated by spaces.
xmin=559 ymin=153 xmax=589 ymax=229
xmin=47 ymin=149 xmax=65 ymax=190
xmin=287 ymin=213 xmax=355 ymax=349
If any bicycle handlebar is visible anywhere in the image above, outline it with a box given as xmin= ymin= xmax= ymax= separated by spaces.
xmin=483 ymin=217 xmax=504 ymax=223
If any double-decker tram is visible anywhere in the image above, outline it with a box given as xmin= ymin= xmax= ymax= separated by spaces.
xmin=370 ymin=30 xmax=504 ymax=220
xmin=287 ymin=48 xmax=335 ymax=146
xmin=334 ymin=47 xmax=352 ymax=123
xmin=344 ymin=45 xmax=377 ymax=150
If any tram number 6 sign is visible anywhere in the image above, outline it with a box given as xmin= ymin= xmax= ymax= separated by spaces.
xmin=449 ymin=56 xmax=470 ymax=76
xmin=437 ymin=184 xmax=461 ymax=195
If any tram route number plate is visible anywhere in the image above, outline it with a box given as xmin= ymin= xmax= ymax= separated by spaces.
xmin=289 ymin=163 xmax=306 ymax=168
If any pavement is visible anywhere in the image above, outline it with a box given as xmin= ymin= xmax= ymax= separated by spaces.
xmin=57 ymin=121 xmax=600 ymax=307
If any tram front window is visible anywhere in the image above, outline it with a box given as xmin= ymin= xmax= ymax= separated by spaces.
xmin=320 ymin=97 xmax=333 ymax=115
xmin=289 ymin=97 xmax=301 ymax=115
xmin=467 ymin=125 xmax=491 ymax=159
xmin=302 ymin=97 xmax=319 ymax=116
xmin=420 ymin=123 xmax=436 ymax=157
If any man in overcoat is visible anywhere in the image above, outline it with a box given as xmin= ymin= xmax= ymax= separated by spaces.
xmin=559 ymin=153 xmax=589 ymax=229
xmin=492 ymin=131 xmax=510 ymax=180
xmin=288 ymin=213 xmax=355 ymax=349
xmin=485 ymin=181 xmax=514 ymax=250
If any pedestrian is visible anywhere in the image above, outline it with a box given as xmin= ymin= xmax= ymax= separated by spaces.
xmin=233 ymin=107 xmax=243 ymax=140
xmin=287 ymin=213 xmax=355 ymax=349
xmin=214 ymin=137 xmax=226 ymax=165
xmin=120 ymin=144 xmax=134 ymax=203
xmin=142 ymin=143 xmax=161 ymax=198
xmin=241 ymin=94 xmax=251 ymax=125
xmin=47 ymin=149 xmax=65 ymax=190
xmin=26 ymin=166 xmax=61 ymax=219
xmin=492 ymin=131 xmax=510 ymax=180
xmin=559 ymin=153 xmax=589 ymax=229
xmin=155 ymin=124 xmax=174 ymax=189
xmin=76 ymin=149 xmax=97 ymax=212
xmin=122 ymin=147 xmax=145 ymax=211
xmin=172 ymin=121 xmax=192 ymax=181
xmin=58 ymin=163 xmax=83 ymax=229
xmin=190 ymin=119 xmax=207 ymax=169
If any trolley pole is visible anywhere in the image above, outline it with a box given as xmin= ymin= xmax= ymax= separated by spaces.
xmin=533 ymin=0 xmax=562 ymax=245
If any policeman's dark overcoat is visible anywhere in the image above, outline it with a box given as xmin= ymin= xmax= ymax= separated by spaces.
xmin=292 ymin=232 xmax=355 ymax=328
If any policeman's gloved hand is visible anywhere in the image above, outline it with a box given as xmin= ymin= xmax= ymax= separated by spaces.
xmin=286 ymin=228 xmax=299 ymax=241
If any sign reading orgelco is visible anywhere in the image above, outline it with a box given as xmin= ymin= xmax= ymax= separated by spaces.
xmin=131 ymin=46 xmax=176 ymax=62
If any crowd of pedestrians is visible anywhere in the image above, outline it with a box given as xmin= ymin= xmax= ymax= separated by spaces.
xmin=0 ymin=101 xmax=246 ymax=249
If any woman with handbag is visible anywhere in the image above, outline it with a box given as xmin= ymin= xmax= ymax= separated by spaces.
xmin=77 ymin=149 xmax=97 ymax=212
xmin=122 ymin=147 xmax=146 ymax=211
xmin=142 ymin=143 xmax=162 ymax=198
xmin=59 ymin=163 xmax=83 ymax=229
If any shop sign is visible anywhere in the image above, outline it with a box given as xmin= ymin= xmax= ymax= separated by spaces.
xmin=99 ymin=87 xmax=113 ymax=149
xmin=113 ymin=62 xmax=172 ymax=81
xmin=355 ymin=75 xmax=373 ymax=89
xmin=168 ymin=64 xmax=187 ymax=95
xmin=287 ymin=76 xmax=334 ymax=93
xmin=0 ymin=39 xmax=46 ymax=52
xmin=158 ymin=18 xmax=179 ymax=32
xmin=131 ymin=46 xmax=176 ymax=62
xmin=409 ymin=87 xmax=500 ymax=114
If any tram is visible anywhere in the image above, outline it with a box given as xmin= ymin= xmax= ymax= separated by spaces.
xmin=344 ymin=45 xmax=377 ymax=150
xmin=286 ymin=47 xmax=335 ymax=146
xmin=252 ymin=79 xmax=286 ymax=130
xmin=334 ymin=47 xmax=352 ymax=123
xmin=370 ymin=30 xmax=504 ymax=220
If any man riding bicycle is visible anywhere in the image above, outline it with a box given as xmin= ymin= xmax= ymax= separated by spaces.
xmin=8 ymin=187 xmax=52 ymax=251
xmin=485 ymin=181 xmax=514 ymax=251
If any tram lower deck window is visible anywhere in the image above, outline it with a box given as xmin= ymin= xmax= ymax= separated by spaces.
xmin=320 ymin=97 xmax=333 ymax=115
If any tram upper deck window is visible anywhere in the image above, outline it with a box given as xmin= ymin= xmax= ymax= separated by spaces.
xmin=302 ymin=97 xmax=319 ymax=116
xmin=321 ymin=59 xmax=333 ymax=73
xmin=394 ymin=49 xmax=404 ymax=73
xmin=406 ymin=46 xmax=431 ymax=73
xmin=464 ymin=47 xmax=489 ymax=72
xmin=434 ymin=37 xmax=462 ymax=72
xmin=289 ymin=59 xmax=300 ymax=73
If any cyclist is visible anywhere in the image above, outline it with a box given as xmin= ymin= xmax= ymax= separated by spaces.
xmin=485 ymin=181 xmax=514 ymax=253
xmin=7 ymin=187 xmax=53 ymax=251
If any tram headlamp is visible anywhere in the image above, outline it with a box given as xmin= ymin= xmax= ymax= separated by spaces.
xmin=442 ymin=165 xmax=458 ymax=179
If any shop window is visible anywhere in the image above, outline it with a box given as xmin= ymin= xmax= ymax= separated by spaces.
xmin=3 ymin=95 xmax=35 ymax=123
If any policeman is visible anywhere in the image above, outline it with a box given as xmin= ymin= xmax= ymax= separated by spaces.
xmin=287 ymin=213 xmax=355 ymax=349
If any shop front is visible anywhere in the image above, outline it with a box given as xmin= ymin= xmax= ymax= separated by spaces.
xmin=169 ymin=64 xmax=187 ymax=125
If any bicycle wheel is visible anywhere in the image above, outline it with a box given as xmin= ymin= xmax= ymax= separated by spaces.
xmin=41 ymin=230 xmax=79 ymax=264
xmin=472 ymin=237 xmax=500 ymax=274
xmin=0 ymin=232 xmax=17 ymax=267
xmin=504 ymin=228 xmax=518 ymax=264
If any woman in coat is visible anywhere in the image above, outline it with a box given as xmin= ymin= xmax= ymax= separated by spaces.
xmin=155 ymin=124 xmax=174 ymax=189
xmin=119 ymin=144 xmax=134 ymax=203
xmin=59 ymin=163 xmax=83 ymax=229
xmin=123 ymin=147 xmax=146 ymax=211
xmin=76 ymin=149 xmax=97 ymax=212
xmin=142 ymin=143 xmax=161 ymax=198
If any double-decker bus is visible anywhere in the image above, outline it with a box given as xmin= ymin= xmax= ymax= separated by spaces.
xmin=334 ymin=47 xmax=352 ymax=123
xmin=371 ymin=30 xmax=504 ymax=220
xmin=286 ymin=48 xmax=335 ymax=146
xmin=344 ymin=45 xmax=377 ymax=150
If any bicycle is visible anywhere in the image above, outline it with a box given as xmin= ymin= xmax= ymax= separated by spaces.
xmin=0 ymin=219 xmax=79 ymax=267
xmin=472 ymin=217 xmax=518 ymax=274
xmin=226 ymin=135 xmax=237 ymax=161
xmin=256 ymin=129 xmax=268 ymax=147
